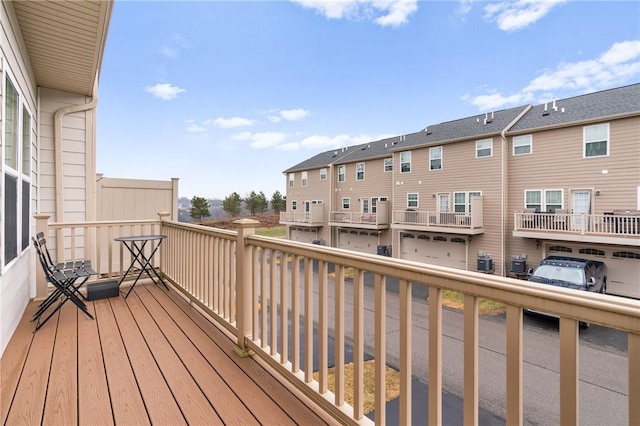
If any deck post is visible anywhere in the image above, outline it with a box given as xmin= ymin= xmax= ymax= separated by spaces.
xmin=234 ymin=219 xmax=259 ymax=357
xmin=34 ymin=214 xmax=51 ymax=300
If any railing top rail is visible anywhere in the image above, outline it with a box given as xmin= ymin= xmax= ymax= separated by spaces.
xmin=247 ymin=234 xmax=640 ymax=333
xmin=48 ymin=219 xmax=160 ymax=228
xmin=161 ymin=220 xmax=237 ymax=239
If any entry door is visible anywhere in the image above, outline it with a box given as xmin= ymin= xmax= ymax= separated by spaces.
xmin=571 ymin=191 xmax=591 ymax=230
xmin=304 ymin=201 xmax=310 ymax=220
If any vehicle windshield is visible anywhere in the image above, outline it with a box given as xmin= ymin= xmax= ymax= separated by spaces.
xmin=534 ymin=265 xmax=584 ymax=285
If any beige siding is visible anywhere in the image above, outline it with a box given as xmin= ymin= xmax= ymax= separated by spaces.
xmin=392 ymin=138 xmax=505 ymax=273
xmin=286 ymin=168 xmax=332 ymax=243
xmin=506 ymin=117 xmax=640 ymax=264
xmin=334 ymin=158 xmax=393 ymax=215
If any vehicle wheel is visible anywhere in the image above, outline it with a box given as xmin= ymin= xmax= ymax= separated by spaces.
xmin=580 ymin=321 xmax=591 ymax=329
xmin=600 ymin=279 xmax=607 ymax=294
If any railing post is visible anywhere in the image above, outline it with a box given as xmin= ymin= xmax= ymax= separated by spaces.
xmin=34 ymin=214 xmax=51 ymax=300
xmin=234 ymin=218 xmax=259 ymax=357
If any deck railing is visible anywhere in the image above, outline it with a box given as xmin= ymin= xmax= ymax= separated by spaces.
xmin=514 ymin=211 xmax=640 ymax=237
xmin=38 ymin=215 xmax=640 ymax=425
xmin=329 ymin=211 xmax=386 ymax=225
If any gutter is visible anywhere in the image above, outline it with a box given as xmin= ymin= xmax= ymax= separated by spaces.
xmin=500 ymin=105 xmax=532 ymax=275
xmin=53 ymin=76 xmax=99 ymax=220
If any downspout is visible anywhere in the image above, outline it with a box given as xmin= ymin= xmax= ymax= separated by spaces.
xmin=53 ymin=76 xmax=99 ymax=221
xmin=500 ymin=105 xmax=532 ymax=275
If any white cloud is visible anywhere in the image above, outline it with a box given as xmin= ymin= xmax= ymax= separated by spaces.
xmin=208 ymin=117 xmax=256 ymax=128
xmin=291 ymin=0 xmax=417 ymax=27
xmin=145 ymin=83 xmax=186 ymax=100
xmin=247 ymin=132 xmax=287 ymax=149
xmin=185 ymin=119 xmax=208 ymax=133
xmin=484 ymin=0 xmax=566 ymax=32
xmin=466 ymin=39 xmax=640 ymax=110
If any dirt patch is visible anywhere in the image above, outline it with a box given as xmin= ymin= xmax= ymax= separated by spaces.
xmin=196 ymin=213 xmax=280 ymax=230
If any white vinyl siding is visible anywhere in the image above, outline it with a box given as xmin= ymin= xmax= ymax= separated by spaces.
xmin=513 ymin=135 xmax=532 ymax=155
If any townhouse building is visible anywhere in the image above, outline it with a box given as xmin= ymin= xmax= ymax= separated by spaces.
xmin=281 ymin=83 xmax=640 ymax=298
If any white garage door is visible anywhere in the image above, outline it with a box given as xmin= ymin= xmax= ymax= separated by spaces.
xmin=546 ymin=244 xmax=640 ymax=298
xmin=338 ymin=229 xmax=378 ymax=254
xmin=290 ymin=227 xmax=319 ymax=244
xmin=400 ymin=233 xmax=467 ymax=270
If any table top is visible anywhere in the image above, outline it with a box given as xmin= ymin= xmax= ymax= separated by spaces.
xmin=114 ymin=235 xmax=167 ymax=242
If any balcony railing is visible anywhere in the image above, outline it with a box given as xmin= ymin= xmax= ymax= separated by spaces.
xmin=37 ymin=215 xmax=640 ymax=425
xmin=329 ymin=211 xmax=388 ymax=226
xmin=514 ymin=212 xmax=640 ymax=245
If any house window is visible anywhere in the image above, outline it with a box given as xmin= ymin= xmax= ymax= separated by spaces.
xmin=430 ymin=146 xmax=442 ymax=170
xmin=371 ymin=196 xmax=387 ymax=213
xmin=289 ymin=173 xmax=295 ymax=187
xmin=342 ymin=197 xmax=350 ymax=209
xmin=513 ymin=135 xmax=532 ymax=155
xmin=356 ymin=162 xmax=365 ymax=181
xmin=338 ymin=165 xmax=346 ymax=182
xmin=407 ymin=193 xmax=418 ymax=208
xmin=584 ymin=123 xmax=609 ymax=157
xmin=400 ymin=151 xmax=411 ymax=173
xmin=545 ymin=189 xmax=563 ymax=212
xmin=3 ymin=74 xmax=31 ymax=266
xmin=311 ymin=200 xmax=323 ymax=204
xmin=319 ymin=168 xmax=327 ymax=180
xmin=525 ymin=190 xmax=542 ymax=211
xmin=476 ymin=139 xmax=492 ymax=158
xmin=301 ymin=171 xmax=308 ymax=187
xmin=291 ymin=200 xmax=297 ymax=210
xmin=454 ymin=191 xmax=481 ymax=213
xmin=384 ymin=158 xmax=393 ymax=172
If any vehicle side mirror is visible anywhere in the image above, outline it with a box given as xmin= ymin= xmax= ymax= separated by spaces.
xmin=527 ymin=268 xmax=533 ymax=275
xmin=588 ymin=277 xmax=596 ymax=287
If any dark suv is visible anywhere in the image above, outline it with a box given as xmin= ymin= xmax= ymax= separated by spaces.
xmin=527 ymin=256 xmax=607 ymax=328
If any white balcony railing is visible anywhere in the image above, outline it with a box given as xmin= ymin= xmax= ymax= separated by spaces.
xmin=514 ymin=212 xmax=640 ymax=237
xmin=329 ymin=211 xmax=387 ymax=225
xmin=392 ymin=210 xmax=473 ymax=228
xmin=37 ymin=215 xmax=640 ymax=426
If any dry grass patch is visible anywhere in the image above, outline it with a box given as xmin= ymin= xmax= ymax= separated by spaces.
xmin=441 ymin=290 xmax=506 ymax=316
xmin=314 ymin=360 xmax=400 ymax=415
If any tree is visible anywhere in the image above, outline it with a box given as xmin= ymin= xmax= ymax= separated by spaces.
xmin=222 ymin=192 xmax=242 ymax=217
xmin=189 ymin=196 xmax=210 ymax=221
xmin=245 ymin=191 xmax=268 ymax=215
xmin=270 ymin=190 xmax=286 ymax=213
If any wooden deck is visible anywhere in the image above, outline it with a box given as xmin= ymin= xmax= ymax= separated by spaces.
xmin=1 ymin=282 xmax=336 ymax=425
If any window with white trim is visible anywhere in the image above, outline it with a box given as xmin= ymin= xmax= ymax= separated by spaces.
xmin=584 ymin=123 xmax=609 ymax=157
xmin=342 ymin=197 xmax=350 ymax=209
xmin=429 ymin=146 xmax=442 ymax=170
xmin=476 ymin=138 xmax=492 ymax=158
xmin=4 ymin=74 xmax=32 ymax=267
xmin=291 ymin=200 xmax=297 ymax=210
xmin=319 ymin=168 xmax=327 ymax=180
xmin=371 ymin=196 xmax=388 ymax=213
xmin=400 ymin=151 xmax=411 ymax=173
xmin=356 ymin=162 xmax=365 ymax=180
xmin=338 ymin=165 xmax=346 ymax=182
xmin=525 ymin=189 xmax=563 ymax=212
xmin=384 ymin=158 xmax=393 ymax=172
xmin=407 ymin=193 xmax=418 ymax=208
xmin=288 ymin=173 xmax=294 ymax=187
xmin=513 ymin=135 xmax=532 ymax=155
xmin=301 ymin=171 xmax=308 ymax=187
xmin=454 ymin=191 xmax=481 ymax=213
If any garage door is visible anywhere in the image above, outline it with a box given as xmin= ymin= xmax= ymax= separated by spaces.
xmin=337 ymin=229 xmax=378 ymax=254
xmin=546 ymin=244 xmax=640 ymax=298
xmin=290 ymin=227 xmax=319 ymax=244
xmin=400 ymin=233 xmax=467 ymax=270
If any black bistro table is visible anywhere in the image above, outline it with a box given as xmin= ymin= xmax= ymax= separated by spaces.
xmin=115 ymin=234 xmax=169 ymax=298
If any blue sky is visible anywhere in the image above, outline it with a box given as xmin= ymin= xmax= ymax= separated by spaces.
xmin=96 ymin=0 xmax=640 ymax=200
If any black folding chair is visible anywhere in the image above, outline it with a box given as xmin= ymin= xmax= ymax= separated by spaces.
xmin=32 ymin=237 xmax=95 ymax=331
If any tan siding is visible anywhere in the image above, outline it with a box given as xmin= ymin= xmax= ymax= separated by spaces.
xmin=285 ymin=168 xmax=332 ymax=243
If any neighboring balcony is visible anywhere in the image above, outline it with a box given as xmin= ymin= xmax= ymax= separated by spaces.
xmin=329 ymin=201 xmax=390 ymax=230
xmin=391 ymin=196 xmax=484 ymax=235
xmin=513 ymin=210 xmax=640 ymax=246
xmin=280 ymin=203 xmax=324 ymax=227
xmin=4 ymin=215 xmax=639 ymax=426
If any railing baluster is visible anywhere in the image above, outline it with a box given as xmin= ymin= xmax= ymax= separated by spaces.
xmin=506 ymin=304 xmax=523 ymax=425
xmin=559 ymin=317 xmax=579 ymax=425
xmin=291 ymin=255 xmax=300 ymax=373
xmin=304 ymin=257 xmax=313 ymax=384
xmin=261 ymin=248 xmax=267 ymax=349
xmin=399 ymin=279 xmax=412 ymax=426
xmin=280 ymin=251 xmax=288 ymax=365
xmin=464 ymin=294 xmax=479 ymax=426
xmin=630 ymin=333 xmax=640 ymax=425
xmin=318 ymin=260 xmax=328 ymax=394
xmin=374 ymin=273 xmax=386 ymax=425
xmin=353 ymin=269 xmax=364 ymax=420
xmin=429 ymin=286 xmax=442 ymax=426
xmin=334 ymin=264 xmax=345 ymax=406
xmin=270 ymin=249 xmax=277 ymax=356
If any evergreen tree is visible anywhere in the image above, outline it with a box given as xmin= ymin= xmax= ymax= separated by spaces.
xmin=222 ymin=192 xmax=242 ymax=217
xmin=245 ymin=191 xmax=268 ymax=215
xmin=270 ymin=190 xmax=286 ymax=213
xmin=189 ymin=196 xmax=210 ymax=221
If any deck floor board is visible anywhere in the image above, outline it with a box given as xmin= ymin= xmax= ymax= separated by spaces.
xmin=1 ymin=283 xmax=335 ymax=425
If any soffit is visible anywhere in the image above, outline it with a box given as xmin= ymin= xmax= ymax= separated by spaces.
xmin=11 ymin=0 xmax=113 ymax=96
